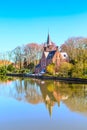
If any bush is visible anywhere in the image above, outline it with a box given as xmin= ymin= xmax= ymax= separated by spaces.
xmin=19 ymin=68 xmax=30 ymax=74
xmin=46 ymin=63 xmax=55 ymax=75
xmin=7 ymin=64 xmax=15 ymax=72
xmin=58 ymin=62 xmax=73 ymax=77
xmin=0 ymin=66 xmax=7 ymax=75
xmin=27 ymin=62 xmax=34 ymax=70
xmin=72 ymin=62 xmax=84 ymax=78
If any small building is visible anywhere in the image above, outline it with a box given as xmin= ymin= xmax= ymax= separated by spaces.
xmin=35 ymin=33 xmax=69 ymax=74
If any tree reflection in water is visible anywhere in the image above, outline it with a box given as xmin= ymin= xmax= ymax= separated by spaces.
xmin=0 ymin=78 xmax=87 ymax=116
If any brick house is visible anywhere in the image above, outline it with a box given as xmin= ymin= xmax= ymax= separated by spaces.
xmin=35 ymin=34 xmax=69 ymax=74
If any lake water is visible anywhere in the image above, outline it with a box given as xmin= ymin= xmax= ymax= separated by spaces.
xmin=0 ymin=77 xmax=87 ymax=130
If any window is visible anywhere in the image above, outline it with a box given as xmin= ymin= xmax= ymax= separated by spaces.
xmin=64 ymin=54 xmax=66 ymax=57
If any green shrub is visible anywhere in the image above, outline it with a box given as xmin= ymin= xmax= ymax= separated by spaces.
xmin=7 ymin=64 xmax=15 ymax=72
xmin=0 ymin=66 xmax=7 ymax=75
xmin=58 ymin=62 xmax=73 ymax=77
xmin=46 ymin=63 xmax=55 ymax=75
xmin=19 ymin=68 xmax=30 ymax=74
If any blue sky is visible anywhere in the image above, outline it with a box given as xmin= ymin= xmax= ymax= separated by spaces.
xmin=0 ymin=0 xmax=87 ymax=52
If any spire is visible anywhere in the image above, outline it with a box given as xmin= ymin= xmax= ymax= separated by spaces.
xmin=47 ymin=32 xmax=52 ymax=46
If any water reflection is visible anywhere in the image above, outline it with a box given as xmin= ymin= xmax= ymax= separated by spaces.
xmin=0 ymin=78 xmax=87 ymax=116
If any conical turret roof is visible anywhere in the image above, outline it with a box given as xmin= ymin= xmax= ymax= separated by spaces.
xmin=47 ymin=33 xmax=52 ymax=45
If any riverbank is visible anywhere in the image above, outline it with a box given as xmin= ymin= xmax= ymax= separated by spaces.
xmin=6 ymin=73 xmax=87 ymax=84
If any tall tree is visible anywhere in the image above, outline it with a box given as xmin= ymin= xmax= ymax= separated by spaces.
xmin=60 ymin=37 xmax=87 ymax=77
xmin=24 ymin=43 xmax=43 ymax=65
xmin=12 ymin=46 xmax=24 ymax=69
xmin=60 ymin=37 xmax=87 ymax=63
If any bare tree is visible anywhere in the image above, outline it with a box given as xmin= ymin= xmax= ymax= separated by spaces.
xmin=24 ymin=43 xmax=43 ymax=65
xmin=60 ymin=37 xmax=87 ymax=63
xmin=12 ymin=46 xmax=25 ymax=69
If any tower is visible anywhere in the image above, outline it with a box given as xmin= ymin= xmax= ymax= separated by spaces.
xmin=44 ymin=33 xmax=56 ymax=52
xmin=47 ymin=33 xmax=52 ymax=46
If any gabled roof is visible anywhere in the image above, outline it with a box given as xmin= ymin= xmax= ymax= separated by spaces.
xmin=44 ymin=51 xmax=49 ymax=58
xmin=35 ymin=64 xmax=41 ymax=68
xmin=47 ymin=50 xmax=56 ymax=59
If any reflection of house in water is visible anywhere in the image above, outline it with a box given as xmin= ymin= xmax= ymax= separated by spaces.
xmin=1 ymin=78 xmax=87 ymax=117
xmin=53 ymin=91 xmax=62 ymax=107
xmin=38 ymin=81 xmax=69 ymax=117
xmin=45 ymin=95 xmax=55 ymax=116
xmin=38 ymin=80 xmax=87 ymax=116
xmin=53 ymin=91 xmax=69 ymax=106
